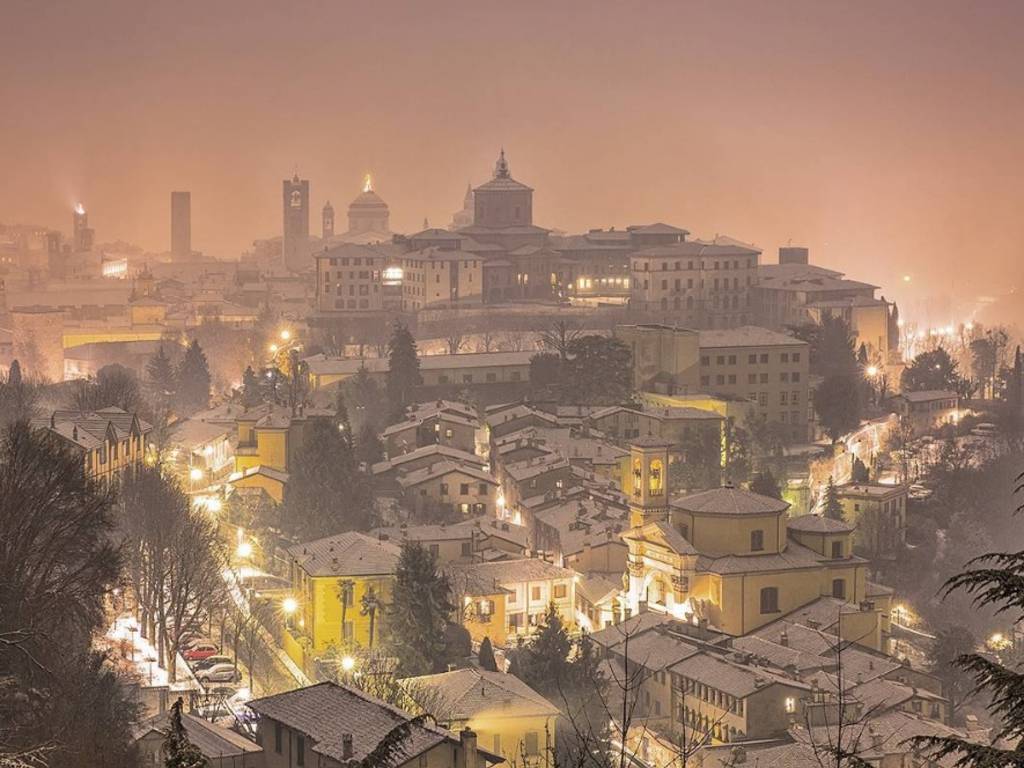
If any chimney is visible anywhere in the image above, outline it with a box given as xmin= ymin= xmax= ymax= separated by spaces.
xmin=779 ymin=630 xmax=789 ymax=647
xmin=459 ymin=728 xmax=478 ymax=768
xmin=342 ymin=733 xmax=353 ymax=759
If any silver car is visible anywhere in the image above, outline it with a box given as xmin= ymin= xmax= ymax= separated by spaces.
xmin=195 ymin=662 xmax=239 ymax=684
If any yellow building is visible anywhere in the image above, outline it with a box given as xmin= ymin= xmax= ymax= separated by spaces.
xmin=406 ymin=668 xmax=559 ymax=766
xmin=621 ymin=442 xmax=886 ymax=651
xmin=33 ymin=407 xmax=151 ymax=485
xmin=448 ymin=558 xmax=577 ymax=646
xmin=835 ymin=482 xmax=908 ymax=557
xmin=283 ymin=532 xmax=400 ymax=665
xmin=234 ymin=403 xmax=335 ymax=473
xmin=227 ymin=465 xmax=289 ymax=504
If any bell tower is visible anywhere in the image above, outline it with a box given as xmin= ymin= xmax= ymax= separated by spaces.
xmin=627 ymin=437 xmax=673 ymax=528
xmin=322 ymin=201 xmax=335 ymax=240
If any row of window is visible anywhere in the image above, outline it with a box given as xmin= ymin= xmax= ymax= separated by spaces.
xmin=635 ymin=258 xmax=756 ymax=272
xmin=701 ymin=373 xmax=803 ymax=387
xmin=325 ymin=256 xmax=383 ymax=267
xmin=702 ymin=352 xmax=802 ymax=365
xmin=437 ymin=482 xmax=492 ymax=497
xmin=434 ymin=371 xmax=523 ymax=384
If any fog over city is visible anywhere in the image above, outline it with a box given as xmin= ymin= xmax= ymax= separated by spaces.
xmin=1 ymin=3 xmax=1023 ymax=768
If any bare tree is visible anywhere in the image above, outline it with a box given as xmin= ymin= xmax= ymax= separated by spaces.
xmin=500 ymin=332 xmax=528 ymax=352
xmin=539 ymin=320 xmax=582 ymax=361
xmin=445 ymin=331 xmax=466 ymax=355
xmin=477 ymin=329 xmax=497 ymax=353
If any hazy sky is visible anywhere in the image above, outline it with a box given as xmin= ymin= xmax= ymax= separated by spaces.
xmin=2 ymin=0 xmax=1022 ymax=316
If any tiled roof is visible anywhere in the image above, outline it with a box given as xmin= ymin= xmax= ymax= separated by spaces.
xmin=673 ymin=487 xmax=790 ymax=516
xmin=698 ymin=326 xmax=807 ymax=349
xmin=287 ymin=531 xmax=401 ymax=577
xmin=837 ymin=483 xmax=906 ymax=499
xmin=396 ymin=460 xmax=497 ymax=489
xmin=447 ymin=558 xmax=575 ymax=588
xmin=670 ymin=652 xmax=809 ymax=698
xmin=787 ymin=514 xmax=855 ymax=534
xmin=370 ymin=521 xmax=476 ymax=543
xmin=697 ymin=540 xmax=838 ymax=576
xmin=33 ymin=407 xmax=152 ymax=450
xmin=248 ymin=682 xmax=453 ymax=764
xmin=405 ymin=668 xmax=559 ymax=719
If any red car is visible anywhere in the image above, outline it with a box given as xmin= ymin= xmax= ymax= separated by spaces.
xmin=182 ymin=642 xmax=219 ymax=661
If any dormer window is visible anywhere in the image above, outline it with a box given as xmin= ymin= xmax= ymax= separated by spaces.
xmin=831 ymin=541 xmax=844 ymax=559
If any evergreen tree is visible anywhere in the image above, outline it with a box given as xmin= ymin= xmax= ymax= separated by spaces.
xmin=929 ymin=625 xmax=977 ymax=721
xmin=387 ymin=542 xmax=454 ymax=676
xmin=902 ymin=347 xmax=973 ymax=399
xmin=814 ymin=374 xmax=863 ymax=442
xmin=356 ymin=422 xmax=385 ymax=466
xmin=335 ymin=388 xmax=353 ymax=451
xmin=147 ymin=345 xmax=177 ymax=403
xmin=478 ymin=636 xmax=498 ymax=672
xmin=512 ymin=603 xmax=573 ymax=696
xmin=7 ymin=359 xmax=22 ymax=387
xmin=176 ymin=340 xmax=212 ymax=413
xmin=280 ymin=417 xmax=372 ymax=539
xmin=163 ymin=698 xmax=207 ymax=768
xmin=241 ymin=366 xmax=261 ymax=408
xmin=749 ymin=469 xmax=782 ymax=499
xmin=564 ymin=335 xmax=633 ymax=405
xmin=851 ymin=456 xmax=870 ymax=483
xmin=914 ymin=474 xmax=1024 ymax=766
xmin=386 ymin=322 xmax=422 ymax=415
xmin=823 ymin=476 xmax=844 ymax=521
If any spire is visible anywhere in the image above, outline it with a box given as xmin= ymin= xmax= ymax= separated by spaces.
xmin=363 ymin=174 xmax=373 ymax=193
xmin=464 ymin=182 xmax=473 ymax=204
xmin=423 ymin=217 xmax=429 ymax=230
xmin=494 ymin=148 xmax=510 ymax=179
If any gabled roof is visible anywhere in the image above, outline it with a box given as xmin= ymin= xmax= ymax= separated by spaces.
xmin=396 ymin=460 xmax=497 ymax=489
xmin=248 ymin=682 xmax=459 ymax=764
xmin=897 ymin=389 xmax=958 ymax=403
xmin=447 ymin=558 xmax=576 ymax=589
xmin=622 ymin=521 xmax=697 ymax=556
xmin=405 ymin=668 xmax=559 ymax=719
xmin=287 ymin=531 xmax=401 ymax=577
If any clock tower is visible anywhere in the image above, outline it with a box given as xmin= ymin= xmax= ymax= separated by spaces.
xmin=282 ymin=174 xmax=310 ymax=272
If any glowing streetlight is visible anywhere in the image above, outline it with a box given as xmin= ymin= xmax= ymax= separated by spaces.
xmin=236 ymin=541 xmax=253 ymax=559
xmin=269 ymin=343 xmax=279 ymax=353
xmin=282 ymin=596 xmax=298 ymax=615
xmin=279 ymin=329 xmax=292 ymax=341
xmin=866 ymin=365 xmax=879 ymax=378
xmin=340 ymin=655 xmax=356 ymax=672
xmin=189 ymin=467 xmax=204 ymax=482
xmin=206 ymin=497 xmax=222 ymax=513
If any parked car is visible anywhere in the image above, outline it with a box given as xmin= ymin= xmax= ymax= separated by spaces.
xmin=191 ymin=655 xmax=234 ymax=671
xmin=195 ymin=663 xmax=240 ymax=684
xmin=183 ymin=642 xmax=220 ymax=661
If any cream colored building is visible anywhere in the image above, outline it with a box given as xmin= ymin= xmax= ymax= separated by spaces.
xmin=697 ymin=326 xmax=811 ymax=442
xmin=399 ymin=247 xmax=483 ymax=310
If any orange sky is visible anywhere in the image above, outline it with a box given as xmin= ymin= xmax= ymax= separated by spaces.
xmin=2 ymin=0 xmax=1022 ymax=319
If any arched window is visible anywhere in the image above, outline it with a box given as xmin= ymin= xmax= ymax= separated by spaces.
xmin=632 ymin=458 xmax=643 ymax=498
xmin=649 ymin=459 xmax=664 ymax=496
xmin=760 ymin=587 xmax=779 ymax=614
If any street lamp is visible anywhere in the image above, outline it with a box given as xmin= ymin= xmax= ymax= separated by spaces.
xmin=280 ymin=329 xmax=292 ymax=342
xmin=866 ymin=365 xmax=879 ymax=378
xmin=282 ymin=596 xmax=298 ymax=616
xmin=341 ymin=655 xmax=356 ymax=673
xmin=236 ymin=540 xmax=253 ymax=560
xmin=190 ymin=467 xmax=204 ymax=483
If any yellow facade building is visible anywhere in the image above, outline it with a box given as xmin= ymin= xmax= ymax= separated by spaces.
xmin=621 ymin=441 xmax=887 ymax=652
xmin=406 ymin=668 xmax=559 ymax=766
xmin=33 ymin=407 xmax=151 ymax=485
xmin=283 ymin=532 xmax=401 ymax=667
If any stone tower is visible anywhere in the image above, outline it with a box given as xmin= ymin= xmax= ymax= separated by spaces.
xmin=282 ymin=174 xmax=310 ymax=272
xmin=627 ymin=437 xmax=673 ymax=528
xmin=322 ymin=201 xmax=335 ymax=240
